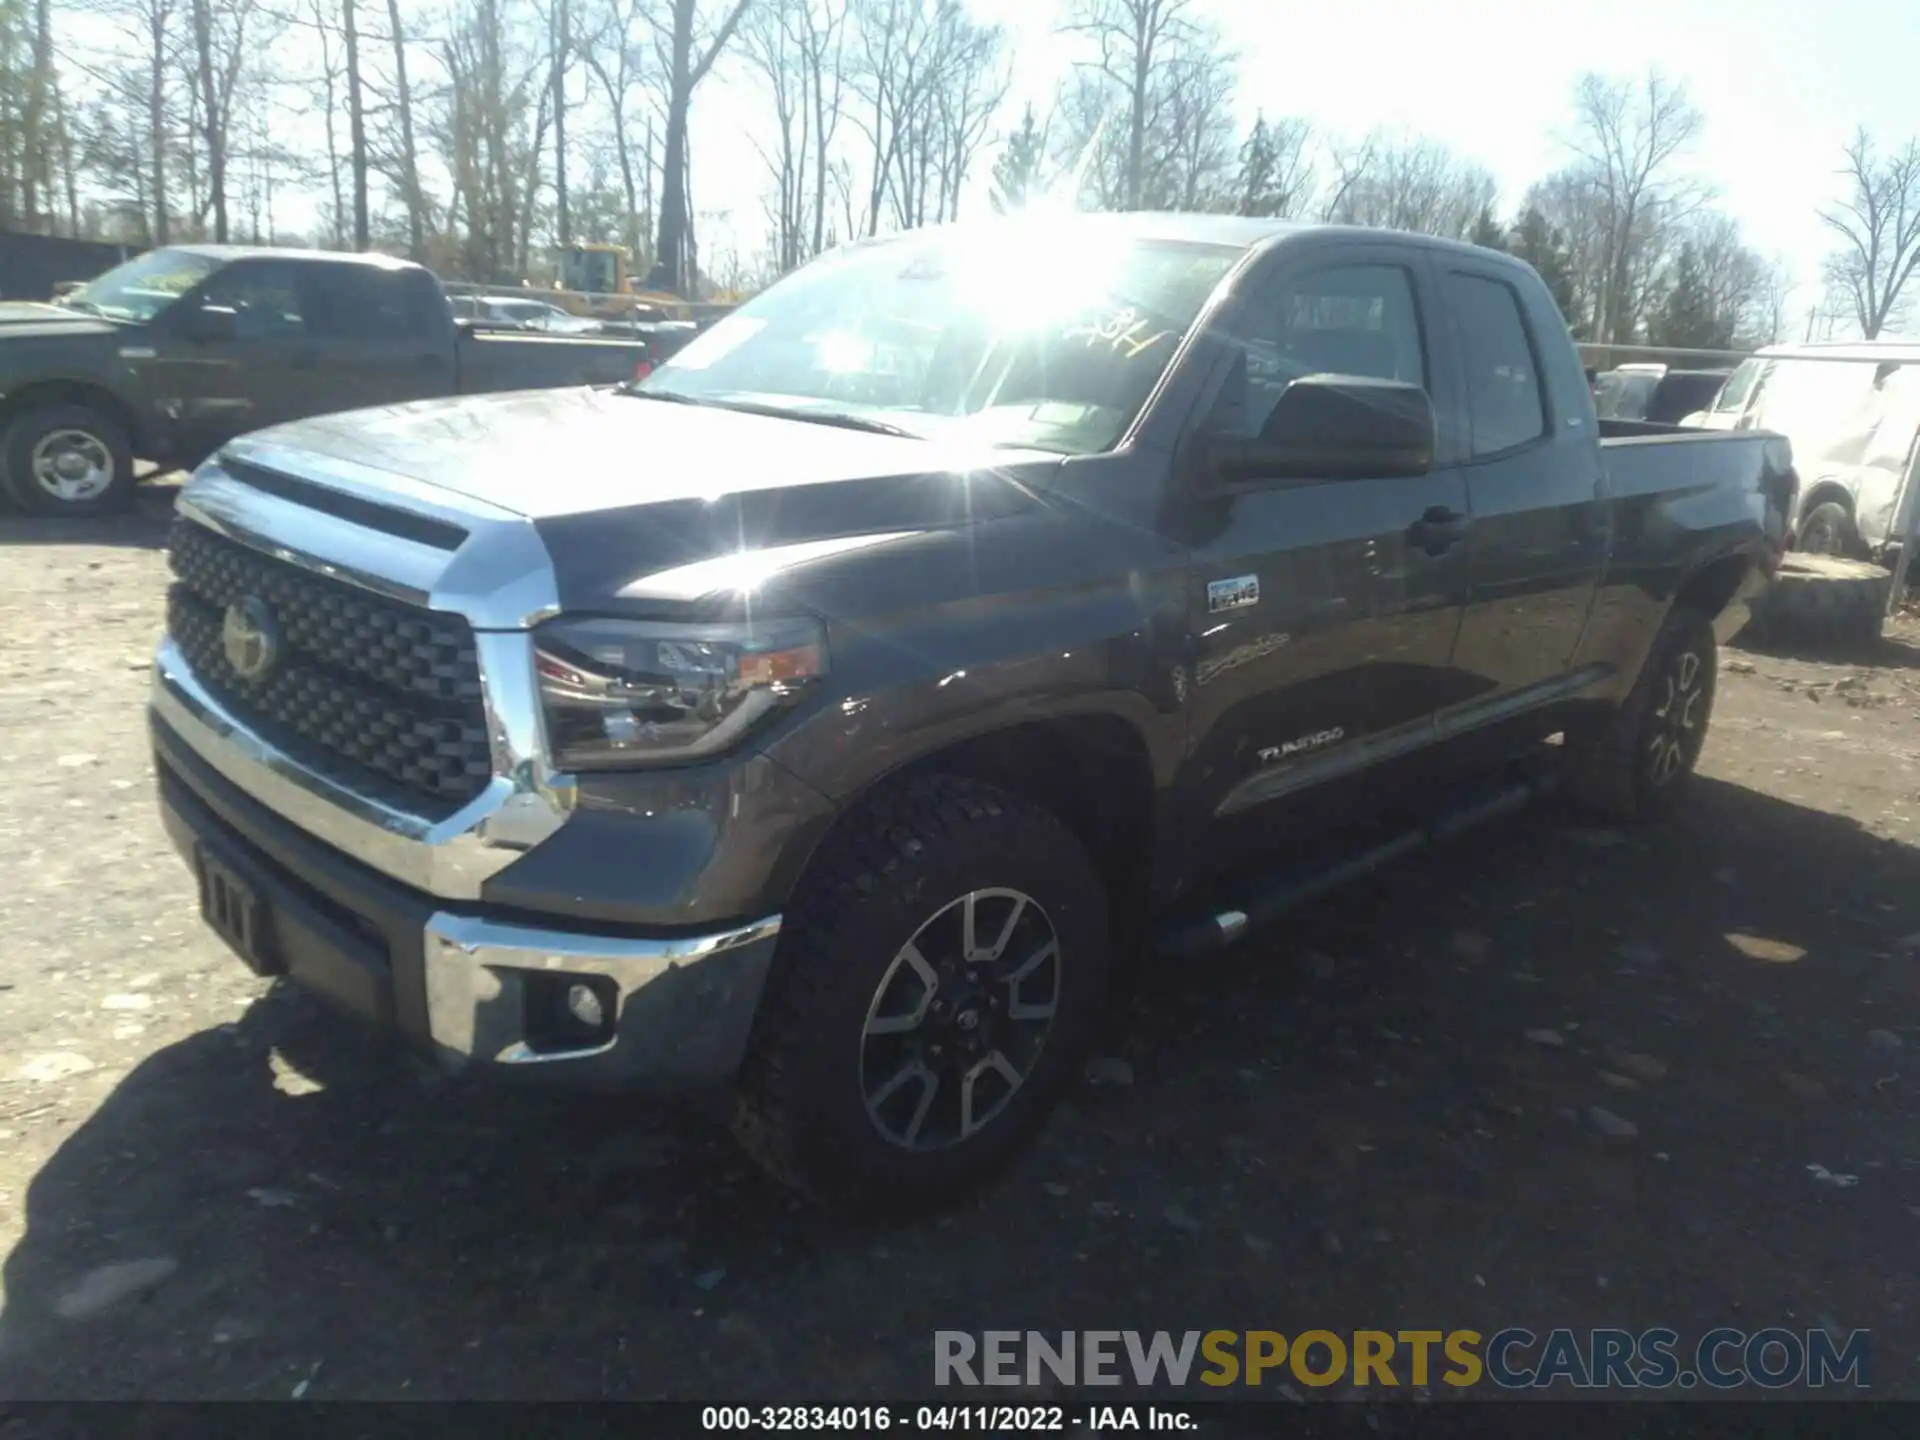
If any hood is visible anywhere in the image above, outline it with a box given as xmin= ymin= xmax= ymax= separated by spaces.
xmin=0 ymin=301 xmax=123 ymax=344
xmin=221 ymin=386 xmax=1068 ymax=617
xmin=228 ymin=385 xmax=1052 ymax=519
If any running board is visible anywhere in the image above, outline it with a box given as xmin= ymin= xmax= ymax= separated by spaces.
xmin=1154 ymin=764 xmax=1558 ymax=961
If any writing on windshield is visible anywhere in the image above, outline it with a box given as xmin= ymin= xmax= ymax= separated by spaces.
xmin=641 ymin=231 xmax=1237 ymax=455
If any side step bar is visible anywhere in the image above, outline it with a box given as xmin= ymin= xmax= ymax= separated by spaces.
xmin=1154 ymin=764 xmax=1558 ymax=961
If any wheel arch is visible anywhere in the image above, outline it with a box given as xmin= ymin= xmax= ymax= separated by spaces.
xmin=0 ymin=379 xmax=145 ymax=456
xmin=1796 ymin=478 xmax=1855 ymax=525
xmin=772 ymin=710 xmax=1163 ymax=949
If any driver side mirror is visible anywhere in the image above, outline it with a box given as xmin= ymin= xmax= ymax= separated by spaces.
xmin=185 ymin=303 xmax=239 ymax=344
xmin=1199 ymin=373 xmax=1435 ymax=489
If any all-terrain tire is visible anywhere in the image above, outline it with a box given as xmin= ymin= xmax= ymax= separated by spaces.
xmin=1563 ymin=606 xmax=1716 ymax=824
xmin=2 ymin=402 xmax=136 ymax=517
xmin=734 ymin=775 xmax=1110 ymax=1212
xmin=1744 ymin=552 xmax=1888 ymax=650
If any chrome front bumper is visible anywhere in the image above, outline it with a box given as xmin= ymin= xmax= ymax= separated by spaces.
xmin=154 ymin=711 xmax=784 ymax=1088
xmin=423 ymin=911 xmax=781 ymax=1074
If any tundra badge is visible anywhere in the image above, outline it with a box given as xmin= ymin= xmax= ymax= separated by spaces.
xmin=1208 ymin=575 xmax=1259 ymax=613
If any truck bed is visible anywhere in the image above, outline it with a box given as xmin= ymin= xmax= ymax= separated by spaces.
xmin=455 ymin=325 xmax=650 ymax=393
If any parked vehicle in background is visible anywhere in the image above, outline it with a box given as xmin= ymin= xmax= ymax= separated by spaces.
xmin=0 ymin=245 xmax=653 ymax=516
xmin=466 ymin=295 xmax=607 ymax=335
xmin=1592 ymin=363 xmax=1732 ymax=425
xmin=1680 ymin=340 xmax=1920 ymax=558
xmin=149 ymin=214 xmax=1793 ymax=1208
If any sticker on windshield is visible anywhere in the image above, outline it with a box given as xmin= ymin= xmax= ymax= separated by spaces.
xmin=664 ymin=315 xmax=767 ymax=370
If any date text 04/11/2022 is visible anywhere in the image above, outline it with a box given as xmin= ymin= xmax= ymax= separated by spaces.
xmin=699 ymin=1405 xmax=1196 ymax=1432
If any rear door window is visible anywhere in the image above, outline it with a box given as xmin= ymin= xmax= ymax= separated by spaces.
xmin=300 ymin=264 xmax=441 ymax=341
xmin=1446 ymin=272 xmax=1549 ymax=457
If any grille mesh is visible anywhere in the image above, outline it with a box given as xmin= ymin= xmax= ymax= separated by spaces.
xmin=166 ymin=521 xmax=491 ymax=815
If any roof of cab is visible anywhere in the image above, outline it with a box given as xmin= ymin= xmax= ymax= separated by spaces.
xmin=164 ymin=244 xmax=425 ymax=270
xmin=833 ymin=211 xmax=1526 ymax=264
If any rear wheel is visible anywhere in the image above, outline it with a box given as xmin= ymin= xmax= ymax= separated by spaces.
xmin=2 ymin=403 xmax=136 ymax=517
xmin=734 ymin=775 xmax=1110 ymax=1211
xmin=1563 ymin=607 xmax=1716 ymax=824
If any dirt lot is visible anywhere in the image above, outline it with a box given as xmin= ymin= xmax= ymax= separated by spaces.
xmin=2 ymin=485 xmax=1919 ymax=1403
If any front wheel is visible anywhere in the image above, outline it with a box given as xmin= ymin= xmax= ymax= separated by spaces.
xmin=2 ymin=403 xmax=136 ymax=517
xmin=734 ymin=775 xmax=1110 ymax=1211
xmin=1563 ymin=607 xmax=1717 ymax=823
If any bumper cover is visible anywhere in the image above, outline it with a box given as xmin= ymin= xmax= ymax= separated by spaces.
xmin=154 ymin=712 xmax=781 ymax=1090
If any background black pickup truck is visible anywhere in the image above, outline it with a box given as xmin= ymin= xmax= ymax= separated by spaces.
xmin=0 ymin=245 xmax=653 ymax=516
xmin=149 ymin=215 xmax=1796 ymax=1210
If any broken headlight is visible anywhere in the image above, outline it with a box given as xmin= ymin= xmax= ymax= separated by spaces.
xmin=534 ymin=615 xmax=826 ymax=770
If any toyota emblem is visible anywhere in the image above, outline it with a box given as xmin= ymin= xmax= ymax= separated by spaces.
xmin=222 ymin=595 xmax=281 ymax=682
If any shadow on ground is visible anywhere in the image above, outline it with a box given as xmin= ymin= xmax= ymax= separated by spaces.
xmin=4 ymin=776 xmax=1919 ymax=1399
xmin=0 ymin=480 xmax=179 ymax=551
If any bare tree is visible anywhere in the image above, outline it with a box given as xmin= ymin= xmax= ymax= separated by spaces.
xmin=1820 ymin=127 xmax=1920 ymax=339
xmin=185 ymin=0 xmax=260 ymax=240
xmin=1063 ymin=0 xmax=1196 ymax=210
xmin=1326 ymin=131 xmax=1495 ymax=239
xmin=340 ymin=0 xmax=368 ymax=247
xmin=581 ymin=0 xmax=655 ymax=258
xmin=741 ymin=0 xmax=810 ymax=271
xmin=647 ymin=0 xmax=752 ymax=294
xmin=384 ymin=0 xmax=426 ymax=258
xmin=1562 ymin=69 xmax=1705 ymax=343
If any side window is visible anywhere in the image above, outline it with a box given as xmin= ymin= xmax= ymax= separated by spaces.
xmin=301 ymin=265 xmax=436 ymax=341
xmin=1228 ymin=264 xmax=1426 ymax=438
xmin=1446 ymin=272 xmax=1547 ymax=457
xmin=198 ymin=262 xmax=306 ymax=341
xmin=1714 ymin=358 xmax=1764 ymax=414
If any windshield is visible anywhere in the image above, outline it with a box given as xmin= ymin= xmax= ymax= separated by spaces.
xmin=636 ymin=226 xmax=1241 ymax=455
xmin=62 ymin=248 xmax=219 ymax=323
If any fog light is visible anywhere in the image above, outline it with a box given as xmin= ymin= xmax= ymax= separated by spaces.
xmin=566 ymin=982 xmax=605 ymax=1030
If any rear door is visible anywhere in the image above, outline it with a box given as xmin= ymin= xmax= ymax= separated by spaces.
xmin=1437 ymin=262 xmax=1607 ymax=715
xmin=1182 ymin=248 xmax=1474 ymax=876
xmin=295 ymin=262 xmax=455 ymax=414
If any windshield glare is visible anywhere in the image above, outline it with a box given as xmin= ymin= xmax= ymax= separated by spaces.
xmin=64 ymin=248 xmax=219 ymax=323
xmin=640 ymin=229 xmax=1240 ymax=455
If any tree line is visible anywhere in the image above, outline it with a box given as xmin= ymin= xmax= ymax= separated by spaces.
xmin=1 ymin=0 xmax=1917 ymax=342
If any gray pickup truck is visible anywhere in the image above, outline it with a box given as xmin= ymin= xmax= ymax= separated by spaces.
xmin=149 ymin=215 xmax=1795 ymax=1209
xmin=0 ymin=245 xmax=653 ymax=516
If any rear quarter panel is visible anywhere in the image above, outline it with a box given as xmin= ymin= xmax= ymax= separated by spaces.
xmin=1575 ymin=428 xmax=1793 ymax=695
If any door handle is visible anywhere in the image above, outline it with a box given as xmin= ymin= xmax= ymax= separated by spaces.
xmin=416 ymin=352 xmax=445 ymax=369
xmin=290 ymin=349 xmax=320 ymax=370
xmin=1409 ymin=506 xmax=1469 ymax=556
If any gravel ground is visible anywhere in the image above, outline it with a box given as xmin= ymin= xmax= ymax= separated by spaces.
xmin=2 ymin=483 xmax=1919 ymax=1402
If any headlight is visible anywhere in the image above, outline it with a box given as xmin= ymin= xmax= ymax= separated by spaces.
xmin=535 ymin=615 xmax=826 ymax=770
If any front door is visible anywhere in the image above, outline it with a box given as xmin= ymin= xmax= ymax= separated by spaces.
xmin=145 ymin=259 xmax=314 ymax=461
xmin=1182 ymin=253 xmax=1475 ymax=879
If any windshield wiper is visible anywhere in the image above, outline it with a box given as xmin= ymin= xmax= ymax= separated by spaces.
xmin=619 ymin=387 xmax=921 ymax=438
xmin=57 ymin=298 xmax=104 ymax=317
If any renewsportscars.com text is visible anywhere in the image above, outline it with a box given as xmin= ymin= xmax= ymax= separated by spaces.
xmin=934 ymin=1328 xmax=1870 ymax=1390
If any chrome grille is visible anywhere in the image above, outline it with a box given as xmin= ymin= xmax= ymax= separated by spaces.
xmin=166 ymin=521 xmax=491 ymax=816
